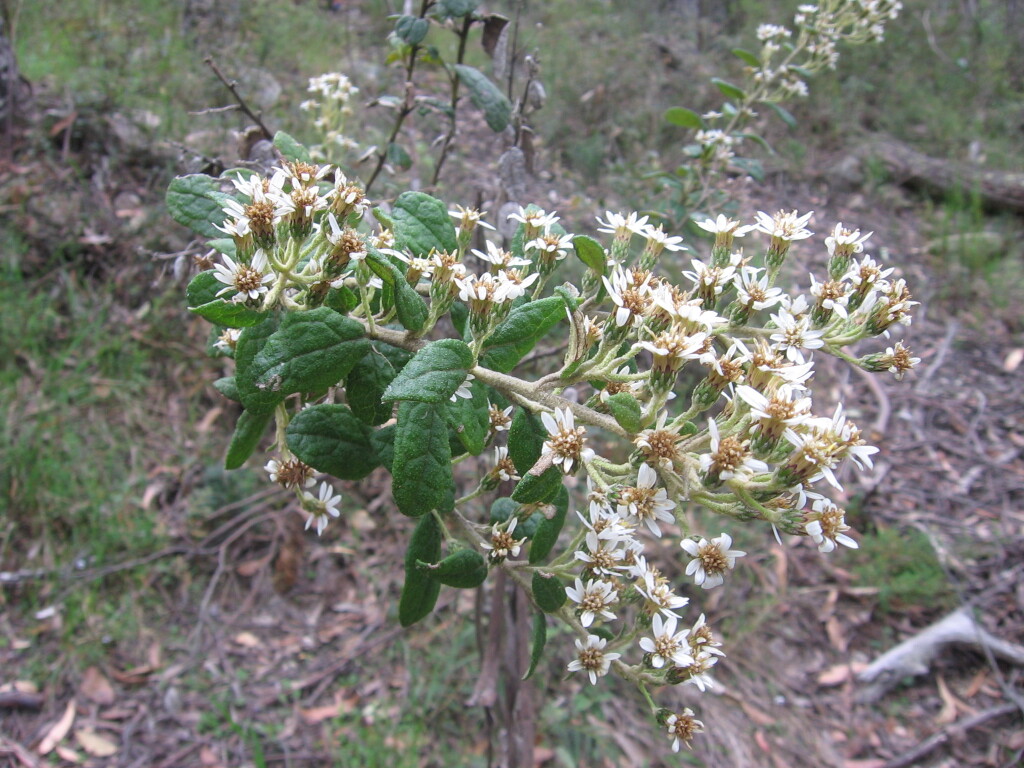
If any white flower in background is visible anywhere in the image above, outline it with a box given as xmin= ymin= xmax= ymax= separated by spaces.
xmin=596 ymin=210 xmax=649 ymax=240
xmin=471 ymin=241 xmax=531 ymax=269
xmin=734 ymin=266 xmax=785 ymax=311
xmin=695 ymin=214 xmax=754 ymax=238
xmin=567 ymin=634 xmax=620 ymax=685
xmin=825 ymin=222 xmax=873 ymax=256
xmin=302 ymin=481 xmax=342 ymax=536
xmin=681 ymin=532 xmax=746 ymax=589
xmin=753 ymin=209 xmax=814 ymax=242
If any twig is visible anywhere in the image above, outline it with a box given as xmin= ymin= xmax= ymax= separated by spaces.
xmin=0 ymin=736 xmax=39 ymax=768
xmin=915 ymin=320 xmax=957 ymax=393
xmin=203 ymin=56 xmax=273 ymax=142
xmin=881 ymin=703 xmax=1019 ymax=768
xmin=0 ymin=690 xmax=44 ymax=710
xmin=431 ymin=14 xmax=472 ymax=187
xmin=365 ymin=0 xmax=431 ymax=194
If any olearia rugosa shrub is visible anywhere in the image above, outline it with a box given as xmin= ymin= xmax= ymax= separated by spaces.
xmin=168 ymin=129 xmax=919 ymax=751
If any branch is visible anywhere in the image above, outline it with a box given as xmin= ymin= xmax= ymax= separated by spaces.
xmin=204 ymin=56 xmax=273 ymax=142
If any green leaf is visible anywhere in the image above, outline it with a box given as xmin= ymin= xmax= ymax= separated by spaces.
xmin=419 ymin=548 xmax=488 ymax=588
xmin=523 ymin=612 xmax=546 ymax=680
xmin=730 ymin=156 xmax=766 ymax=182
xmin=234 ymin=315 xmax=282 ymax=415
xmin=664 ymin=106 xmax=704 ymax=130
xmin=213 ymin=376 xmax=240 ymax=402
xmin=370 ymin=424 xmax=396 ymax=472
xmin=225 ymin=409 xmax=272 ymax=470
xmin=481 ymin=296 xmax=569 ymax=373
xmin=437 ymin=0 xmax=478 ymax=18
xmin=490 ymin=497 xmax=520 ymax=524
xmin=392 ymin=401 xmax=453 ymax=517
xmin=731 ymin=47 xmax=761 ymax=67
xmin=346 ymin=351 xmax=396 ymax=426
xmin=365 ymin=249 xmax=428 ymax=333
xmin=529 ymin=485 xmax=568 ymax=564
xmin=399 ymin=514 xmax=443 ymax=627
xmin=444 ymin=379 xmax=489 ymax=455
xmin=511 ymin=465 xmax=562 ymax=505
xmin=273 ymin=131 xmax=312 ymax=163
xmin=285 ymin=403 xmax=379 ymax=480
xmin=453 ymin=64 xmax=511 ymax=133
xmin=531 ymin=571 xmax=566 ymax=613
xmin=383 ymin=339 xmax=474 ymax=403
xmin=237 ymin=308 xmax=369 ymax=414
xmin=391 ymin=191 xmax=459 ymax=256
xmin=449 ymin=301 xmax=469 ymax=338
xmin=186 ymin=271 xmax=266 ymax=328
xmin=395 ymin=14 xmax=429 ymax=45
xmin=208 ymin=238 xmax=237 ymax=257
xmin=712 ymin=78 xmax=746 ymax=100
xmin=572 ymin=235 xmax=607 ymax=274
xmin=507 ymin=408 xmax=545 ymax=475
xmin=166 ymin=174 xmax=232 ymax=239
xmin=386 ymin=142 xmax=413 ymax=170
xmin=605 ymin=392 xmax=642 ymax=434
xmin=766 ymin=101 xmax=798 ymax=130
xmin=325 ymin=285 xmax=359 ymax=314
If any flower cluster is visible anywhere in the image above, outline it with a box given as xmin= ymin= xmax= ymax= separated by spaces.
xmin=183 ymin=150 xmax=916 ymax=755
xmin=300 ymin=72 xmax=361 ymax=161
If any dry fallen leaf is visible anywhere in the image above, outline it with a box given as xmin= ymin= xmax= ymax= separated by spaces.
xmin=817 ymin=661 xmax=867 ymax=687
xmin=37 ymin=698 xmax=76 ymax=755
xmin=935 ymin=675 xmax=958 ymax=725
xmin=233 ymin=631 xmax=262 ymax=648
xmin=739 ymin=699 xmax=776 ymax=727
xmin=80 ymin=667 xmax=115 ymax=706
xmin=1003 ymin=348 xmax=1023 ymax=372
xmin=75 ymin=729 xmax=118 ymax=757
xmin=55 ymin=745 xmax=82 ymax=763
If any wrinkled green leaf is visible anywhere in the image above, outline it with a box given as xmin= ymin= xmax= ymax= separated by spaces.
xmin=511 ymin=465 xmax=562 ymax=504
xmin=347 ymin=351 xmax=396 ymax=426
xmin=213 ymin=376 xmax=240 ymax=402
xmin=606 ymin=391 xmax=642 ymax=434
xmin=453 ymin=64 xmax=511 ymax=133
xmin=508 ymin=408 xmax=546 ymax=475
xmin=370 ymin=423 xmax=396 ymax=472
xmin=383 ymin=339 xmax=474 ymax=403
xmin=400 ymin=514 xmax=443 ymax=627
xmin=572 ymin=235 xmax=607 ymax=274
xmin=395 ymin=14 xmax=429 ymax=45
xmin=187 ymin=271 xmax=266 ymax=328
xmin=225 ymin=409 xmax=272 ymax=470
xmin=531 ymin=571 xmax=566 ymax=613
xmin=529 ymin=485 xmax=568 ymax=564
xmin=393 ymin=401 xmax=453 ymax=517
xmin=325 ymin=284 xmax=359 ymax=315
xmin=386 ymin=141 xmax=413 ymax=170
xmin=391 ymin=191 xmax=458 ymax=256
xmin=481 ymin=296 xmax=570 ymax=373
xmin=365 ymin=249 xmax=428 ymax=333
xmin=273 ymin=131 xmax=312 ymax=163
xmin=237 ymin=309 xmax=368 ymax=414
xmin=523 ymin=612 xmax=546 ymax=680
xmin=419 ymin=548 xmax=488 ymax=588
xmin=437 ymin=0 xmax=478 ymax=18
xmin=445 ymin=379 xmax=489 ymax=455
xmin=166 ymin=174 xmax=232 ymax=239
xmin=234 ymin=315 xmax=282 ymax=414
xmin=664 ymin=106 xmax=704 ymax=130
xmin=286 ymin=404 xmax=379 ymax=480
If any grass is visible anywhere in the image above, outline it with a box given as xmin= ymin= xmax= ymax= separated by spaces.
xmin=851 ymin=526 xmax=956 ymax=616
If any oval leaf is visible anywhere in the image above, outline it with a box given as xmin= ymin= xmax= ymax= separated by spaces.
xmin=391 ymin=191 xmax=459 ymax=256
xmin=508 ymin=408 xmax=546 ymax=475
xmin=572 ymin=235 xmax=607 ymax=274
xmin=664 ymin=106 xmax=704 ymax=130
xmin=166 ymin=174 xmax=232 ymax=239
xmin=711 ymin=77 xmax=746 ymax=100
xmin=731 ymin=47 xmax=761 ymax=67
xmin=529 ymin=485 xmax=568 ymax=564
xmin=392 ymin=401 xmax=453 ymax=517
xmin=346 ymin=351 xmax=396 ymax=426
xmin=454 ymin=64 xmax=511 ymax=133
xmin=606 ymin=391 xmax=642 ymax=434
xmin=273 ymin=131 xmax=312 ymax=163
xmin=531 ymin=571 xmax=566 ymax=613
xmin=225 ymin=409 xmax=272 ymax=470
xmin=420 ymin=548 xmax=488 ymax=588
xmin=523 ymin=612 xmax=546 ymax=680
xmin=286 ymin=403 xmax=379 ymax=480
xmin=383 ymin=338 xmax=474 ymax=403
xmin=511 ymin=464 xmax=562 ymax=504
xmin=400 ymin=514 xmax=443 ymax=627
xmin=238 ymin=308 xmax=369 ymax=414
